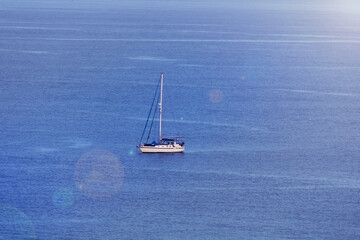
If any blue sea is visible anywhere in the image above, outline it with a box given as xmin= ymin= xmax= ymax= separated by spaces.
xmin=1 ymin=1 xmax=360 ymax=239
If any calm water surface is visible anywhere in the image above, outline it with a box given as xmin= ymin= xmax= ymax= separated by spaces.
xmin=1 ymin=1 xmax=360 ymax=239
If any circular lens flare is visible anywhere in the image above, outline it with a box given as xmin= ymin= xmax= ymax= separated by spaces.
xmin=52 ymin=187 xmax=74 ymax=209
xmin=74 ymin=149 xmax=124 ymax=199
xmin=0 ymin=205 xmax=36 ymax=239
xmin=209 ymin=89 xmax=224 ymax=103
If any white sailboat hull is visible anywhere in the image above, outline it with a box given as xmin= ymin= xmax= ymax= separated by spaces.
xmin=139 ymin=145 xmax=185 ymax=153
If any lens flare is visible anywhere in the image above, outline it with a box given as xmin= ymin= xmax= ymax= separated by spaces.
xmin=74 ymin=149 xmax=124 ymax=199
xmin=128 ymin=150 xmax=135 ymax=156
xmin=52 ymin=187 xmax=74 ymax=209
xmin=209 ymin=89 xmax=224 ymax=103
xmin=0 ymin=205 xmax=36 ymax=239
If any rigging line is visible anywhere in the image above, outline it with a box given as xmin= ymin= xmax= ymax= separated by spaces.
xmin=139 ymin=76 xmax=161 ymax=145
xmin=146 ymin=93 xmax=160 ymax=143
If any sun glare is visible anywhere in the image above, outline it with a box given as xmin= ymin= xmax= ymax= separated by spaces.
xmin=334 ymin=0 xmax=360 ymax=13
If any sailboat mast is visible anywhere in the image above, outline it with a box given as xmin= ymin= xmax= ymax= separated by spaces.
xmin=159 ymin=73 xmax=164 ymax=142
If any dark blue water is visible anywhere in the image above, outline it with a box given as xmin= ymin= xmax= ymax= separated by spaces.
xmin=1 ymin=1 xmax=360 ymax=239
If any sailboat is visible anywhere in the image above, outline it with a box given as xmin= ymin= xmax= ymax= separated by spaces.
xmin=137 ymin=73 xmax=185 ymax=153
